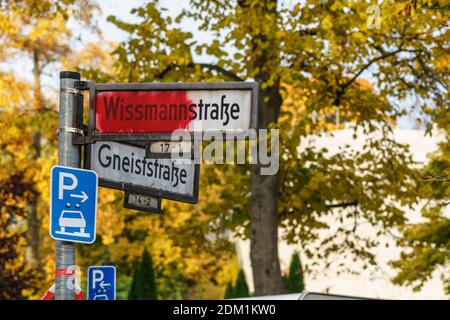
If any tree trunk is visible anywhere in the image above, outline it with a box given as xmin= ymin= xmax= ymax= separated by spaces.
xmin=27 ymin=48 xmax=43 ymax=269
xmin=250 ymin=171 xmax=284 ymax=295
xmin=250 ymin=84 xmax=285 ymax=295
xmin=247 ymin=0 xmax=285 ymax=296
xmin=27 ymin=140 xmax=41 ymax=265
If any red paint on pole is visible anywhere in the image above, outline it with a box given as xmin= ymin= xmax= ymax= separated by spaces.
xmin=55 ymin=268 xmax=75 ymax=276
xmin=95 ymin=91 xmax=194 ymax=133
xmin=39 ymin=283 xmax=85 ymax=300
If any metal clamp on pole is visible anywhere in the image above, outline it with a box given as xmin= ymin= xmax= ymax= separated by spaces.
xmin=57 ymin=127 xmax=85 ymax=136
xmin=60 ymin=76 xmax=89 ymax=145
xmin=61 ymin=87 xmax=82 ymax=95
xmin=74 ymin=80 xmax=92 ymax=91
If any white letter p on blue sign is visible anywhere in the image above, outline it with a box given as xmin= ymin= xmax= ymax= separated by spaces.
xmin=58 ymin=172 xmax=78 ymax=200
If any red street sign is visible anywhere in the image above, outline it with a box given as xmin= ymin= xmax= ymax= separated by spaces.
xmin=87 ymin=82 xmax=258 ymax=141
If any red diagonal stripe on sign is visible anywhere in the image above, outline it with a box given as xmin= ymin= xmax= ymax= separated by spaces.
xmin=95 ymin=90 xmax=194 ymax=133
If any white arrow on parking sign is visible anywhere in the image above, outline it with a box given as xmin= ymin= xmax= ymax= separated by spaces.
xmin=70 ymin=191 xmax=88 ymax=203
xmin=100 ymin=281 xmax=111 ymax=289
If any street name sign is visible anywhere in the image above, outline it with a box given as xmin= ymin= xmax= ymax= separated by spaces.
xmin=85 ymin=141 xmax=199 ymax=204
xmin=49 ymin=166 xmax=98 ymax=244
xmin=87 ymin=266 xmax=116 ymax=300
xmin=84 ymin=82 xmax=258 ymax=142
xmin=124 ymin=191 xmax=161 ymax=214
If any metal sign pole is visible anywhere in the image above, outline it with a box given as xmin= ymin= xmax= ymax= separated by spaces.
xmin=55 ymin=71 xmax=82 ymax=300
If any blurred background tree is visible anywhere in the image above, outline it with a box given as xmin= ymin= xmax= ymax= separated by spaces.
xmin=0 ymin=172 xmax=38 ymax=299
xmin=234 ymin=270 xmax=250 ymax=298
xmin=283 ymin=253 xmax=305 ymax=294
xmin=128 ymin=248 xmax=157 ymax=300
xmin=223 ymin=269 xmax=250 ymax=299
xmin=0 ymin=0 xmax=99 ymax=297
xmin=392 ymin=103 xmax=449 ymax=295
xmin=224 ymin=282 xmax=234 ymax=299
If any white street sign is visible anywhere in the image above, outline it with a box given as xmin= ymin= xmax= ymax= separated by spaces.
xmin=87 ymin=82 xmax=258 ymax=141
xmin=86 ymin=141 xmax=199 ymax=204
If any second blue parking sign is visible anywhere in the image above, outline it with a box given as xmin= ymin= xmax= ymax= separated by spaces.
xmin=49 ymin=166 xmax=98 ymax=244
xmin=88 ymin=266 xmax=116 ymax=300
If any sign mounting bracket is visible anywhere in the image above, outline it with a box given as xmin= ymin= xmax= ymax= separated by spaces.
xmin=70 ymin=80 xmax=95 ymax=145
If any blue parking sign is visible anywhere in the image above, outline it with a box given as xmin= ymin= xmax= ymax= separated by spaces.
xmin=50 ymin=166 xmax=98 ymax=244
xmin=88 ymin=266 xmax=116 ymax=300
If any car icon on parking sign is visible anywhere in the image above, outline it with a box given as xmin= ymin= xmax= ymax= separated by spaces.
xmin=55 ymin=210 xmax=90 ymax=238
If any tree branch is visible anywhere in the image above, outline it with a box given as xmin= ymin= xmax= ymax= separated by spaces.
xmin=326 ymin=200 xmax=358 ymax=209
xmin=157 ymin=62 xmax=243 ymax=81
xmin=279 ymin=200 xmax=358 ymax=218
xmin=341 ymin=48 xmax=404 ymax=91
xmin=332 ymin=47 xmax=414 ymax=106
